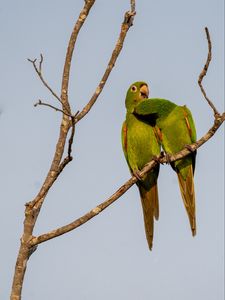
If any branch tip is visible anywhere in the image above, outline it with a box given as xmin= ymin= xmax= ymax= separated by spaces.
xmin=198 ymin=27 xmax=219 ymax=117
xmin=27 ymin=58 xmax=37 ymax=64
xmin=34 ymin=99 xmax=72 ymax=117
xmin=39 ymin=54 xmax=43 ymax=72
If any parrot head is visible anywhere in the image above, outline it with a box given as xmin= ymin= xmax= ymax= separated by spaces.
xmin=125 ymin=81 xmax=149 ymax=112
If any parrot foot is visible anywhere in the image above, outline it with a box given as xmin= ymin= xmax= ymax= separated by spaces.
xmin=133 ymin=170 xmax=142 ymax=181
xmin=185 ymin=144 xmax=195 ymax=152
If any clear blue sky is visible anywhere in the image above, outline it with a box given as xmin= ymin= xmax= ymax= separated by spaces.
xmin=0 ymin=1 xmax=224 ymax=299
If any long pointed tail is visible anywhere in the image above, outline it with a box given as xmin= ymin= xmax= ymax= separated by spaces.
xmin=139 ymin=184 xmax=159 ymax=250
xmin=177 ymin=165 xmax=196 ymax=236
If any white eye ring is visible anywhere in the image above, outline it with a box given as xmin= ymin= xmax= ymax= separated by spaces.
xmin=131 ymin=85 xmax=137 ymax=92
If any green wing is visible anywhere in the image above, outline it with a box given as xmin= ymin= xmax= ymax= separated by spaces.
xmin=121 ymin=121 xmax=128 ymax=163
xmin=161 ymin=105 xmax=197 ymax=236
xmin=182 ymin=105 xmax=197 ymax=143
xmin=134 ymin=98 xmax=176 ymax=119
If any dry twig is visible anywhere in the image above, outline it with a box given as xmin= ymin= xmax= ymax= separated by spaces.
xmin=34 ymin=99 xmax=72 ymax=117
xmin=198 ymin=27 xmax=219 ymax=116
xmin=28 ymin=56 xmax=63 ymax=106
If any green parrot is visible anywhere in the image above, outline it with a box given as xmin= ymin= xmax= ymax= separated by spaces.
xmin=134 ymin=97 xmax=197 ymax=236
xmin=121 ymin=82 xmax=161 ymax=250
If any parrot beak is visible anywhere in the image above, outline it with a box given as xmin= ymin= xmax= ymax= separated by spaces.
xmin=140 ymin=84 xmax=149 ymax=99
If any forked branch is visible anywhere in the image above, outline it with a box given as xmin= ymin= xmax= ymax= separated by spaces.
xmin=34 ymin=99 xmax=72 ymax=117
xmin=28 ymin=56 xmax=63 ymax=106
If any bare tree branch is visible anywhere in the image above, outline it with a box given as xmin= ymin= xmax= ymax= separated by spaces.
xmin=34 ymin=99 xmax=72 ymax=117
xmin=130 ymin=0 xmax=136 ymax=12
xmin=29 ymin=1 xmax=97 ymax=212
xmin=58 ymin=111 xmax=80 ymax=170
xmin=28 ymin=56 xmax=64 ymax=107
xmin=67 ymin=118 xmax=76 ymax=159
xmin=198 ymin=27 xmax=219 ymax=116
xmin=29 ymin=112 xmax=225 ymax=246
xmin=60 ymin=1 xmax=96 ymax=115
xmin=39 ymin=53 xmax=43 ymax=73
xmin=75 ymin=8 xmax=136 ymax=123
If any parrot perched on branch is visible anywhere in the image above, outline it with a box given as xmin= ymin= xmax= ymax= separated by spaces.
xmin=121 ymin=82 xmax=161 ymax=250
xmin=135 ymin=97 xmax=197 ymax=236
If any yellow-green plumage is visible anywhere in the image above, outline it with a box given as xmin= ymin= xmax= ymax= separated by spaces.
xmin=135 ymin=98 xmax=197 ymax=235
xmin=121 ymin=82 xmax=161 ymax=250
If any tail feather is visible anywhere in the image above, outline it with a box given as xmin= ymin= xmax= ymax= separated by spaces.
xmin=177 ymin=165 xmax=196 ymax=236
xmin=152 ymin=184 xmax=159 ymax=220
xmin=139 ymin=184 xmax=159 ymax=250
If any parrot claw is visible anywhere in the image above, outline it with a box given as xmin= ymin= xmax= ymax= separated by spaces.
xmin=133 ymin=170 xmax=142 ymax=181
xmin=185 ymin=144 xmax=195 ymax=152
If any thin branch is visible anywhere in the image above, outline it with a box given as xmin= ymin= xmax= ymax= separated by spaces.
xmin=34 ymin=99 xmax=72 ymax=117
xmin=198 ymin=27 xmax=219 ymax=116
xmin=30 ymin=112 xmax=225 ymax=246
xmin=130 ymin=0 xmax=136 ymax=12
xmin=67 ymin=113 xmax=78 ymax=158
xmin=57 ymin=112 xmax=79 ymax=172
xmin=58 ymin=111 xmax=80 ymax=170
xmin=28 ymin=56 xmax=63 ymax=107
xmin=39 ymin=53 xmax=43 ymax=73
xmin=60 ymin=0 xmax=96 ymax=115
xmin=75 ymin=5 xmax=136 ymax=123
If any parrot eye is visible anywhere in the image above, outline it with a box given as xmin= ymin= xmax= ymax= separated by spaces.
xmin=131 ymin=85 xmax=137 ymax=92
